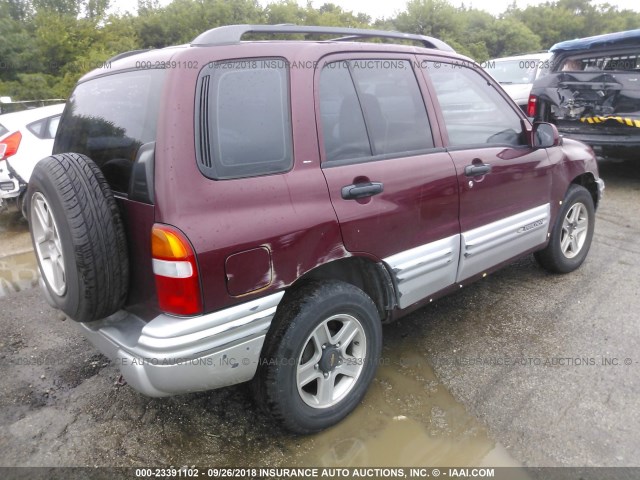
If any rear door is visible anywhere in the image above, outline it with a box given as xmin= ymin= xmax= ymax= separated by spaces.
xmin=317 ymin=54 xmax=460 ymax=309
xmin=420 ymin=60 xmax=553 ymax=282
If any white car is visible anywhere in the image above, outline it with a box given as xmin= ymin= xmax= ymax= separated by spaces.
xmin=0 ymin=104 xmax=65 ymax=214
xmin=484 ymin=52 xmax=552 ymax=111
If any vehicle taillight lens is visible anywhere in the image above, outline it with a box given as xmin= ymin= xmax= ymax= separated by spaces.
xmin=527 ymin=94 xmax=538 ymax=118
xmin=151 ymin=224 xmax=203 ymax=316
xmin=0 ymin=131 xmax=21 ymax=159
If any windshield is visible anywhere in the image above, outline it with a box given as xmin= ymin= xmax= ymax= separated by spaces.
xmin=488 ymin=60 xmax=537 ymax=84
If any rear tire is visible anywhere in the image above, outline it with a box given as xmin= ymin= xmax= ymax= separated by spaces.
xmin=535 ymin=184 xmax=595 ymax=273
xmin=27 ymin=153 xmax=129 ymax=321
xmin=253 ymin=281 xmax=382 ymax=434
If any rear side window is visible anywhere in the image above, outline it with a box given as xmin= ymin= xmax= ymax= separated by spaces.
xmin=195 ymin=58 xmax=293 ymax=180
xmin=27 ymin=115 xmax=61 ymax=140
xmin=319 ymin=63 xmax=371 ymax=161
xmin=54 ymin=70 xmax=165 ymax=193
xmin=319 ymin=59 xmax=434 ymax=163
xmin=0 ymin=123 xmax=8 ymax=137
xmin=47 ymin=116 xmax=60 ymax=138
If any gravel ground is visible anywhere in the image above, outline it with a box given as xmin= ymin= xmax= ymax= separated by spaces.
xmin=0 ymin=158 xmax=638 ymax=472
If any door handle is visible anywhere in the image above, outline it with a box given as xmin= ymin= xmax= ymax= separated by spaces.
xmin=464 ymin=163 xmax=492 ymax=177
xmin=341 ymin=182 xmax=384 ymax=200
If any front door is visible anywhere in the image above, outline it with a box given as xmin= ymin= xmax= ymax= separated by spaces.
xmin=421 ymin=60 xmax=553 ymax=282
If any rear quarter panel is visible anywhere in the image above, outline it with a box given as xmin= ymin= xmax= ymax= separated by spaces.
xmin=154 ymin=45 xmax=346 ymax=314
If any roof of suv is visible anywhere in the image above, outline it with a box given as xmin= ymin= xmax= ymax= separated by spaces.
xmin=81 ymin=24 xmax=463 ymax=82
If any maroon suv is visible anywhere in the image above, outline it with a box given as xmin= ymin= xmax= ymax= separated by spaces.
xmin=27 ymin=25 xmax=604 ymax=434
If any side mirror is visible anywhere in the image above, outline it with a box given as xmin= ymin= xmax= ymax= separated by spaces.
xmin=531 ymin=122 xmax=561 ymax=148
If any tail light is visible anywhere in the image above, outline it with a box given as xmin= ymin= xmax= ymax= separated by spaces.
xmin=527 ymin=94 xmax=538 ymax=118
xmin=151 ymin=224 xmax=203 ymax=316
xmin=0 ymin=131 xmax=22 ymax=159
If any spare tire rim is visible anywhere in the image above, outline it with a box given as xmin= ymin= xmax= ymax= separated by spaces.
xmin=560 ymin=201 xmax=588 ymax=259
xmin=296 ymin=313 xmax=367 ymax=409
xmin=31 ymin=192 xmax=66 ymax=296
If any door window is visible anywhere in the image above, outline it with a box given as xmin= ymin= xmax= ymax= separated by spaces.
xmin=319 ymin=59 xmax=434 ymax=163
xmin=424 ymin=62 xmax=524 ymax=147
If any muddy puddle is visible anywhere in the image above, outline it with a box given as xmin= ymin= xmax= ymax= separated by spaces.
xmin=1 ymin=209 xmax=38 ymax=298
xmin=280 ymin=327 xmax=521 ymax=467
xmin=227 ymin=325 xmax=520 ymax=468
xmin=0 ymin=250 xmax=39 ymax=298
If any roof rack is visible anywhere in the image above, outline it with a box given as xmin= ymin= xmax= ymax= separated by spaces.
xmin=191 ymin=24 xmax=454 ymax=52
xmin=107 ymin=49 xmax=153 ymax=64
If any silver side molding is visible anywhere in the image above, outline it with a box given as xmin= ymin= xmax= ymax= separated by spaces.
xmin=383 ymin=204 xmax=550 ymax=309
xmin=384 ymin=235 xmax=460 ymax=309
xmin=457 ymin=203 xmax=550 ymax=282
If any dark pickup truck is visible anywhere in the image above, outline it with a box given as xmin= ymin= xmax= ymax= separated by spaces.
xmin=528 ymin=29 xmax=640 ymax=159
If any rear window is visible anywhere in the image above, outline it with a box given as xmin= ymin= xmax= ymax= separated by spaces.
xmin=559 ymin=52 xmax=640 ymax=72
xmin=195 ymin=58 xmax=293 ymax=180
xmin=54 ymin=70 xmax=165 ymax=193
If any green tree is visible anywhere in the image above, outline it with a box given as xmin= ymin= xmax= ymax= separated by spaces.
xmin=32 ymin=0 xmax=81 ymax=16
xmin=2 ymin=0 xmax=639 ymax=101
xmin=393 ymin=0 xmax=464 ymax=45
xmin=264 ymin=0 xmax=306 ymax=25
xmin=135 ymin=0 xmax=264 ymax=48
xmin=484 ymin=17 xmax=541 ymax=58
xmin=504 ymin=0 xmax=640 ymax=48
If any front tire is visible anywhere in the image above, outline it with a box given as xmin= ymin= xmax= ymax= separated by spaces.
xmin=254 ymin=281 xmax=382 ymax=434
xmin=535 ymin=184 xmax=595 ymax=273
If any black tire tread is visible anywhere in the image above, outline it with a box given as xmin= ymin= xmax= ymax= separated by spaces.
xmin=535 ymin=184 xmax=595 ymax=274
xmin=253 ymin=280 xmax=381 ymax=434
xmin=30 ymin=153 xmax=128 ymax=321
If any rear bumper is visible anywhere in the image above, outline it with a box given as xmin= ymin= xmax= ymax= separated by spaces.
xmin=596 ymin=178 xmax=605 ymax=205
xmin=558 ymin=131 xmax=640 ymax=148
xmin=0 ymin=160 xmax=24 ymax=198
xmin=76 ymin=291 xmax=284 ymax=397
xmin=0 ymin=178 xmax=20 ymax=199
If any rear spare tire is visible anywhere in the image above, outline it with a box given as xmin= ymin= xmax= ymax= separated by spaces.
xmin=27 ymin=153 xmax=129 ymax=322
